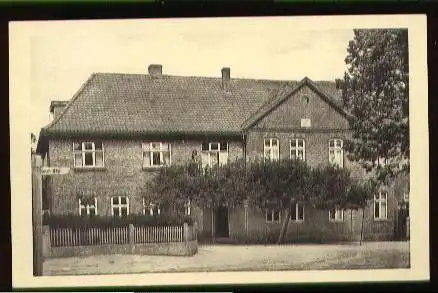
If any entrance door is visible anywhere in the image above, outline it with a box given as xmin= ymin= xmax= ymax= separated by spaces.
xmin=215 ymin=206 xmax=229 ymax=238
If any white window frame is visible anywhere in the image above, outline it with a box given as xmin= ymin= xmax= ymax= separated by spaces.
xmin=111 ymin=196 xmax=129 ymax=217
xmin=374 ymin=191 xmax=388 ymax=220
xmin=78 ymin=198 xmax=98 ymax=216
xmin=201 ymin=141 xmax=229 ymax=168
xmin=265 ymin=209 xmax=281 ymax=223
xmin=291 ymin=203 xmax=305 ymax=222
xmin=290 ymin=139 xmax=306 ymax=161
xmin=73 ymin=141 xmax=105 ymax=168
xmin=184 ymin=200 xmax=191 ymax=216
xmin=329 ymin=208 xmax=344 ymax=222
xmin=264 ymin=138 xmax=279 ymax=161
xmin=142 ymin=142 xmax=172 ymax=168
xmin=329 ymin=139 xmax=344 ymax=168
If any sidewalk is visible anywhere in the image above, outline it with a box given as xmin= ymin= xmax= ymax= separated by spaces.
xmin=43 ymin=241 xmax=410 ymax=275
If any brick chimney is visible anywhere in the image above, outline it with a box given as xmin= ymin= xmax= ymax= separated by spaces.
xmin=148 ymin=64 xmax=162 ymax=78
xmin=49 ymin=100 xmax=68 ymax=120
xmin=221 ymin=67 xmax=231 ymax=92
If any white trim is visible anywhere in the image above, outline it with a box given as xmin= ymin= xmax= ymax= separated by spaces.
xmin=111 ymin=196 xmax=129 ymax=216
xmin=290 ymin=138 xmax=306 ymax=161
xmin=374 ymin=191 xmax=388 ymax=220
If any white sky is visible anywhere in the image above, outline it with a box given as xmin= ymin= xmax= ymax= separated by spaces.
xmin=27 ymin=17 xmax=354 ymax=136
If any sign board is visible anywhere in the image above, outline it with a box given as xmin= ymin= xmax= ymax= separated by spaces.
xmin=41 ymin=167 xmax=70 ymax=176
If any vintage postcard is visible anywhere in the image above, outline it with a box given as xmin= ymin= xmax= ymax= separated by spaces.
xmin=10 ymin=15 xmax=429 ymax=288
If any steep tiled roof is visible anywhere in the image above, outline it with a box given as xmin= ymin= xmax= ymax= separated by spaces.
xmin=40 ymin=72 xmax=343 ymax=137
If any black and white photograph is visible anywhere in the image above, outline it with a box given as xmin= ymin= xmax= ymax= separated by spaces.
xmin=10 ymin=15 xmax=428 ymax=288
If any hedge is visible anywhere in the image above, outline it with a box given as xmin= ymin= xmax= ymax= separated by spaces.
xmin=43 ymin=213 xmax=194 ymax=228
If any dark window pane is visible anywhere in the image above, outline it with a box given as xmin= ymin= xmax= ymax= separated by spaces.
xmin=273 ymin=211 xmax=280 ymax=222
xmin=329 ymin=140 xmax=335 ymax=147
xmin=84 ymin=153 xmax=93 ymax=166
xmin=272 ymin=139 xmax=278 ymax=146
xmin=84 ymin=142 xmax=93 ymax=150
xmin=298 ymin=205 xmax=304 ymax=220
xmin=329 ymin=210 xmax=335 ymax=220
xmin=291 ymin=205 xmax=297 ymax=220
xmin=95 ymin=141 xmax=103 ymax=150
xmin=152 ymin=152 xmax=161 ymax=165
xmin=113 ymin=208 xmax=119 ymax=216
xmin=264 ymin=139 xmax=270 ymax=147
xmin=74 ymin=142 xmax=82 ymax=151
xmin=297 ymin=139 xmax=304 ymax=147
xmin=120 ymin=197 xmax=127 ymax=205
xmin=201 ymin=142 xmax=209 ymax=151
xmin=374 ymin=203 xmax=379 ymax=218
xmin=210 ymin=142 xmax=219 ymax=150
xmin=112 ymin=197 xmax=119 ymax=205
xmin=121 ymin=207 xmax=128 ymax=216
xmin=266 ymin=211 xmax=273 ymax=222
xmin=89 ymin=208 xmax=96 ymax=216
xmin=80 ymin=207 xmax=86 ymax=215
xmin=220 ymin=142 xmax=228 ymax=151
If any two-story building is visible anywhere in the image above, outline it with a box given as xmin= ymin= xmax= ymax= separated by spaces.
xmin=36 ymin=64 xmax=408 ymax=243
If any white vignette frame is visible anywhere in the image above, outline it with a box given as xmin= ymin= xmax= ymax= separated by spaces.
xmin=9 ymin=14 xmax=429 ymax=288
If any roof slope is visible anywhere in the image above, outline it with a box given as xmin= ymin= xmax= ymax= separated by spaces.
xmin=40 ymin=72 xmax=344 ymax=137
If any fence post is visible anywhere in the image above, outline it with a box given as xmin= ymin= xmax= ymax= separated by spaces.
xmin=129 ymin=224 xmax=134 ymax=253
xmin=42 ymin=225 xmax=51 ymax=258
xmin=32 ymin=154 xmax=43 ymax=276
xmin=183 ymin=223 xmax=189 ymax=242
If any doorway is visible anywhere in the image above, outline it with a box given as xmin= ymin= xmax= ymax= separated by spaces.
xmin=215 ymin=206 xmax=229 ymax=238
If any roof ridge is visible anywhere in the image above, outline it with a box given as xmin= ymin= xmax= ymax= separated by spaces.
xmin=41 ymin=73 xmax=97 ymax=132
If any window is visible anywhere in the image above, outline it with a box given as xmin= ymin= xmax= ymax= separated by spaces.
xmin=329 ymin=139 xmax=343 ymax=167
xmin=329 ymin=208 xmax=344 ymax=222
xmin=142 ymin=142 xmax=171 ymax=168
xmin=73 ymin=141 xmax=104 ymax=168
xmin=374 ymin=192 xmax=388 ymax=220
xmin=143 ymin=198 xmax=160 ymax=216
xmin=291 ymin=203 xmax=304 ymax=222
xmin=201 ymin=141 xmax=228 ymax=168
xmin=184 ymin=200 xmax=191 ymax=216
xmin=264 ymin=138 xmax=279 ymax=161
xmin=111 ymin=196 xmax=129 ymax=217
xmin=266 ymin=209 xmax=281 ymax=223
xmin=290 ymin=139 xmax=305 ymax=161
xmin=79 ymin=198 xmax=97 ymax=216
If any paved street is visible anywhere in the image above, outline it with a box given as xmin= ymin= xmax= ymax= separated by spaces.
xmin=43 ymin=241 xmax=410 ymax=275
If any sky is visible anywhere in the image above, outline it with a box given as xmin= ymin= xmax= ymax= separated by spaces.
xmin=27 ymin=17 xmax=354 ymax=136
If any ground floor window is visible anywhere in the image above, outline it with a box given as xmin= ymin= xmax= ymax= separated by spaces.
xmin=79 ymin=197 xmax=97 ymax=216
xmin=143 ymin=198 xmax=161 ymax=216
xmin=329 ymin=208 xmax=344 ymax=222
xmin=266 ymin=209 xmax=281 ymax=223
xmin=374 ymin=191 xmax=388 ymax=220
xmin=291 ymin=203 xmax=304 ymax=222
xmin=111 ymin=196 xmax=129 ymax=217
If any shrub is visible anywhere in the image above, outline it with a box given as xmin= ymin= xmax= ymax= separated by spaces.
xmin=43 ymin=213 xmax=194 ymax=228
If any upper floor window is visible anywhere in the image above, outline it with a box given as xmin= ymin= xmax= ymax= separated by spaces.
xmin=290 ymin=139 xmax=305 ymax=161
xmin=79 ymin=197 xmax=97 ymax=216
xmin=329 ymin=208 xmax=344 ymax=222
xmin=111 ymin=196 xmax=129 ymax=217
xmin=73 ymin=141 xmax=104 ymax=168
xmin=329 ymin=139 xmax=343 ymax=168
xmin=201 ymin=141 xmax=228 ymax=168
xmin=142 ymin=142 xmax=171 ymax=168
xmin=264 ymin=138 xmax=279 ymax=161
xmin=291 ymin=203 xmax=304 ymax=222
xmin=374 ymin=192 xmax=388 ymax=220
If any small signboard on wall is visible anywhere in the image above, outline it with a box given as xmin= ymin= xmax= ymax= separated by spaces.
xmin=301 ymin=118 xmax=311 ymax=128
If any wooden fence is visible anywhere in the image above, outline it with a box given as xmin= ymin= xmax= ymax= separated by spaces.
xmin=49 ymin=224 xmax=193 ymax=247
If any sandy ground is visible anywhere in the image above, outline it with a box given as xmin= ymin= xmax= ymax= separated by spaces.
xmin=43 ymin=241 xmax=410 ymax=275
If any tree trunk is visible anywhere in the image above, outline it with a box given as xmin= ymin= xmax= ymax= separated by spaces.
xmin=360 ymin=208 xmax=365 ymax=246
xmin=276 ymin=208 xmax=291 ymax=244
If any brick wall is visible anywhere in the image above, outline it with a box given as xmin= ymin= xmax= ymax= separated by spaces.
xmin=48 ymin=138 xmax=244 ymax=216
